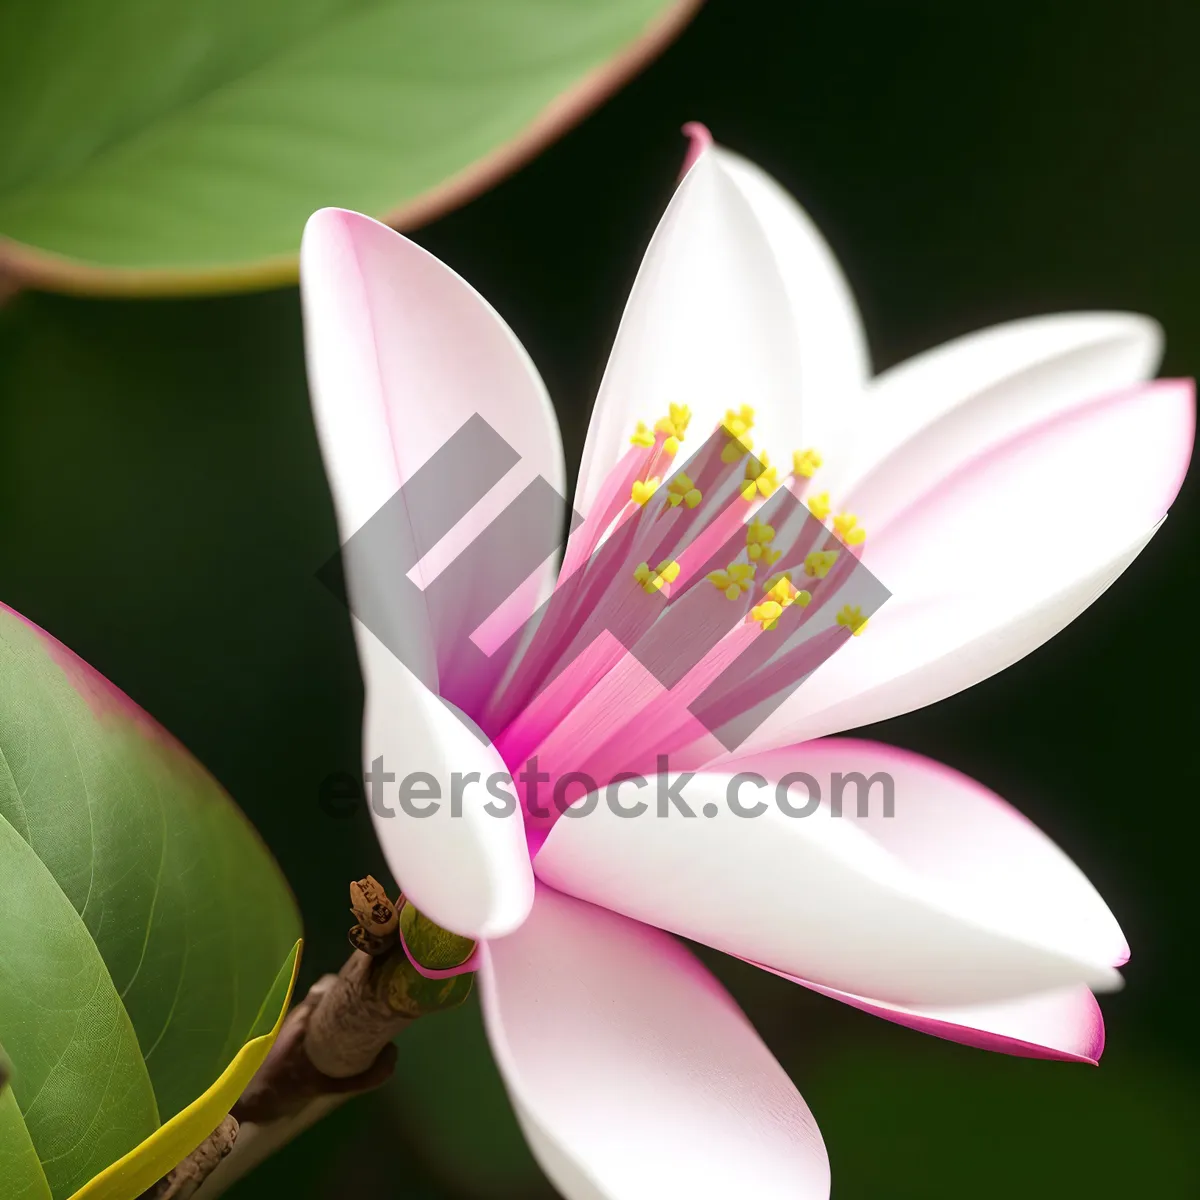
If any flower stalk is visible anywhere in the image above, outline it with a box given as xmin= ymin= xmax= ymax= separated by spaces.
xmin=148 ymin=879 xmax=474 ymax=1197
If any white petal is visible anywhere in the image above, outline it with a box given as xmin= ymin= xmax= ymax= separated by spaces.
xmin=358 ymin=622 xmax=533 ymax=940
xmin=758 ymin=736 xmax=1121 ymax=1062
xmin=745 ymin=522 xmax=1154 ymax=747
xmin=535 ymin=756 xmax=1122 ymax=1007
xmin=824 ymin=312 xmax=1163 ymax=522
xmin=480 ymin=885 xmax=830 ymax=1199
xmin=300 ymin=207 xmax=566 ymax=699
xmin=714 ymin=146 xmax=871 ymax=460
xmin=743 ymin=738 xmax=1127 ymax=968
xmin=575 ymin=148 xmax=804 ymax=514
xmin=739 ymin=378 xmax=1193 ymax=748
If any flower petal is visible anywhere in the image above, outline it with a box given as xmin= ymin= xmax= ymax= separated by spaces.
xmin=300 ymin=207 xmax=566 ymax=704
xmin=824 ymin=312 xmax=1163 ymax=522
xmin=788 ymin=978 xmax=1106 ymax=1065
xmin=535 ymin=742 xmax=1123 ymax=1007
xmin=713 ymin=146 xmax=871 ymax=461
xmin=357 ymin=623 xmax=534 ymax=940
xmin=575 ymin=145 xmax=804 ymax=515
xmin=806 ymin=738 xmax=1125 ymax=959
xmin=479 ymin=885 xmax=830 ymax=1199
xmin=739 ymin=378 xmax=1193 ymax=748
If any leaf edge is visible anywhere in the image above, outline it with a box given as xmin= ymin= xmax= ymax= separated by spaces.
xmin=64 ymin=940 xmax=303 ymax=1200
xmin=0 ymin=0 xmax=703 ymax=298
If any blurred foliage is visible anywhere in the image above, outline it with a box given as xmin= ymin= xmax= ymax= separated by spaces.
xmin=2 ymin=0 xmax=1199 ymax=1196
xmin=808 ymin=1039 xmax=1199 ymax=1197
xmin=0 ymin=0 xmax=694 ymax=293
xmin=388 ymin=996 xmax=557 ymax=1199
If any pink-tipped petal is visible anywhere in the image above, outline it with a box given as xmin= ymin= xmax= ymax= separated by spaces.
xmin=299 ymin=207 xmax=565 ymax=692
xmin=298 ymin=209 xmax=564 ymax=936
xmin=535 ymin=742 xmax=1123 ymax=1007
xmin=740 ymin=378 xmax=1194 ymax=749
xmin=823 ymin=312 xmax=1163 ymax=516
xmin=679 ymin=121 xmax=714 ymax=175
xmin=575 ymin=148 xmax=804 ymax=515
xmin=742 ymin=738 xmax=1128 ymax=970
xmin=357 ymin=625 xmax=533 ymax=941
xmin=794 ymin=978 xmax=1106 ymax=1065
xmin=712 ymin=147 xmax=871 ymax=462
xmin=480 ymin=885 xmax=830 ymax=1200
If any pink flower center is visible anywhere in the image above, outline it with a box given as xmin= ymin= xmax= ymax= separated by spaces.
xmin=466 ymin=405 xmax=882 ymax=840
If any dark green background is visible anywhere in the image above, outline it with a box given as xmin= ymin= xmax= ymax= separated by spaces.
xmin=2 ymin=1 xmax=1196 ymax=1195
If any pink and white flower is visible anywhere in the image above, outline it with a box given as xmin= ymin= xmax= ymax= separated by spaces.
xmin=299 ymin=126 xmax=1192 ymax=1198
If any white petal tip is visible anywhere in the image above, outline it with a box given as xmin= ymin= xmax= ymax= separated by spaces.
xmin=1056 ymin=310 xmax=1165 ymax=376
xmin=1088 ymin=964 xmax=1125 ymax=994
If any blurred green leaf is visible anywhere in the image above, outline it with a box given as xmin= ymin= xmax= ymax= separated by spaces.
xmin=0 ymin=604 xmax=303 ymax=1199
xmin=0 ymin=0 xmax=697 ymax=294
xmin=805 ymin=1040 xmax=1200 ymax=1198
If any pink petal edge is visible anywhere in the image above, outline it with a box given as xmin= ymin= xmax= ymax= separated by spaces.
xmin=760 ymin=960 xmax=1107 ymax=1065
xmin=680 ymin=120 xmax=714 ymax=175
xmin=479 ymin=884 xmax=831 ymax=1199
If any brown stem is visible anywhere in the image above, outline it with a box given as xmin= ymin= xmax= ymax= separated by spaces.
xmin=155 ymin=884 xmax=475 ymax=1198
xmin=138 ymin=1117 xmax=239 ymax=1199
xmin=231 ymin=958 xmax=409 ymax=1125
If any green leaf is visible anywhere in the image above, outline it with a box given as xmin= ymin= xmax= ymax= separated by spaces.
xmin=0 ymin=1067 xmax=53 ymax=1200
xmin=0 ymin=818 xmax=159 ymax=1198
xmin=0 ymin=603 xmax=303 ymax=1200
xmin=0 ymin=0 xmax=699 ymax=295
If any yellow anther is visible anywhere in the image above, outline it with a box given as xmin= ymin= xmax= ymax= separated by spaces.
xmin=634 ymin=559 xmax=681 ymax=594
xmin=751 ymin=560 xmax=815 ymax=628
xmin=721 ymin=434 xmax=753 ymax=463
xmin=722 ymin=439 xmax=752 ymax=463
xmin=765 ymin=576 xmax=798 ymax=605
xmin=667 ymin=473 xmax=703 ymax=509
xmin=655 ymin=403 xmax=692 ymax=442
xmin=663 ymin=435 xmax=680 ymax=456
xmin=807 ymin=491 xmax=832 ymax=521
xmin=722 ymin=405 xmax=756 ymax=439
xmin=833 ymin=512 xmax=866 ymax=546
xmin=803 ymin=549 xmax=839 ymax=579
xmin=762 ymin=574 xmax=812 ymax=610
xmin=630 ymin=421 xmax=655 ymax=448
xmin=707 ymin=562 xmax=756 ymax=601
xmin=793 ymin=448 xmax=823 ymax=479
xmin=750 ymin=600 xmax=785 ymax=631
xmin=741 ymin=453 xmax=780 ymax=501
xmin=837 ymin=605 xmax=869 ymax=636
xmin=720 ymin=405 xmax=756 ymax=462
xmin=745 ymin=520 xmax=781 ymax=564
xmin=631 ymin=477 xmax=660 ymax=506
